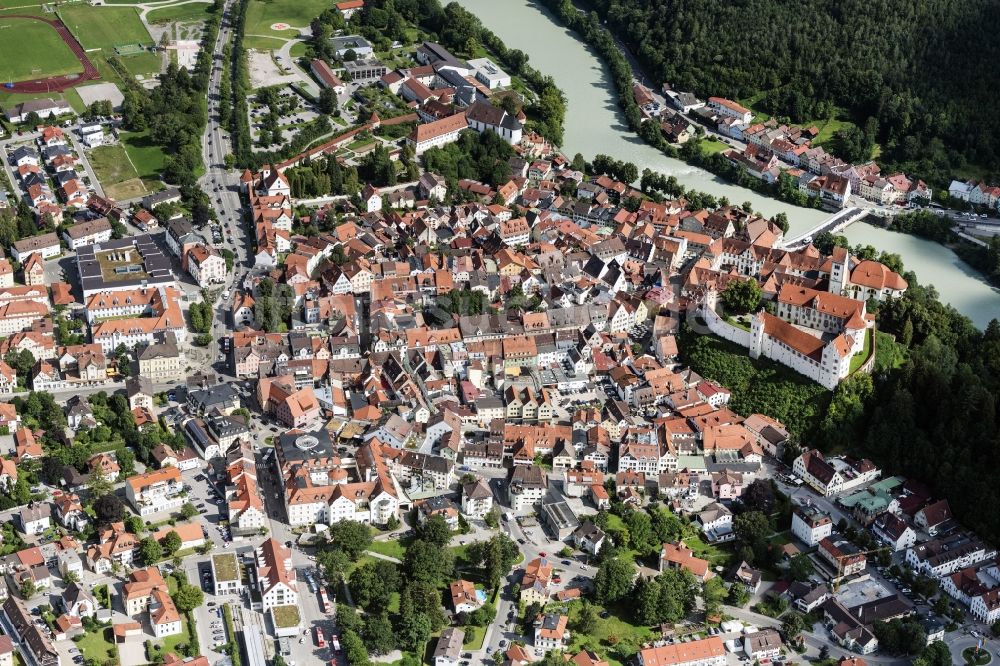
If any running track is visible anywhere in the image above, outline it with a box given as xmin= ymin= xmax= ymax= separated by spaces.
xmin=1 ymin=14 xmax=99 ymax=93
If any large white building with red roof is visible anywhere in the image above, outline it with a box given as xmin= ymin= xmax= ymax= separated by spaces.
xmin=254 ymin=538 xmax=298 ymax=612
xmin=748 ymin=310 xmax=863 ymax=390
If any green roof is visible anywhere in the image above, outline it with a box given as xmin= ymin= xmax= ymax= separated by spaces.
xmin=868 ymin=476 xmax=905 ymax=493
xmin=212 ymin=553 xmax=240 ymax=582
xmin=270 ymin=604 xmax=301 ymax=628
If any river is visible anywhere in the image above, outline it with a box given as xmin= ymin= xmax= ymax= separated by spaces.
xmin=453 ymin=0 xmax=1000 ymax=327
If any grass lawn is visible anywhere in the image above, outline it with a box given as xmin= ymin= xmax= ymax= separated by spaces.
xmin=89 ymin=143 xmax=140 ymax=185
xmin=347 ymin=137 xmax=377 ymax=151
xmin=604 ymin=513 xmax=627 ymax=533
xmin=118 ymin=51 xmax=163 ymax=78
xmin=680 ymin=530 xmax=733 ymax=570
xmin=367 ymin=538 xmax=407 ymax=560
xmin=121 ymin=130 xmax=166 ymax=180
xmin=155 ymin=615 xmax=191 ymax=654
xmin=724 ymin=314 xmax=751 ymax=331
xmin=0 ymin=16 xmax=83 ymax=81
xmin=245 ymin=0 xmax=328 ymax=37
xmin=289 ymin=41 xmax=307 ymax=57
xmin=74 ymin=626 xmax=118 ymax=664
xmin=699 ymin=138 xmax=729 ymax=155
xmin=60 ymin=5 xmax=153 ymax=50
xmin=812 ymin=116 xmax=854 ymax=146
xmin=560 ymin=600 xmax=655 ymax=666
xmin=463 ymin=624 xmax=486 ymax=650
xmin=451 ymin=543 xmax=474 ymax=567
xmin=347 ymin=553 xmax=376 ymax=575
xmin=64 ymin=87 xmax=87 ymax=114
xmin=849 ymin=328 xmax=874 ymax=374
xmin=243 ymin=34 xmax=287 ymax=51
xmin=768 ymin=531 xmax=792 ymax=546
xmin=146 ymin=2 xmax=215 ymax=23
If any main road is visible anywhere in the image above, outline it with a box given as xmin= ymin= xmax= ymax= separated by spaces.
xmin=199 ymin=0 xmax=254 ymax=368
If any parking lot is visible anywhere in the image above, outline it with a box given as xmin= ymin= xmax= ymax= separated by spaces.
xmin=248 ymin=86 xmax=320 ymax=149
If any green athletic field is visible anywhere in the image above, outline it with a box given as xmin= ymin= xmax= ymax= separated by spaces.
xmin=59 ymin=5 xmax=153 ymax=51
xmin=0 ymin=17 xmax=82 ymax=81
xmin=245 ymin=0 xmax=327 ymax=37
xmin=146 ymin=2 xmax=214 ymax=23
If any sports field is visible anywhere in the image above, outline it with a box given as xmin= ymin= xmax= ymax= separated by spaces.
xmin=245 ymin=0 xmax=327 ymax=37
xmin=0 ymin=17 xmax=82 ymax=81
xmin=60 ymin=5 xmax=153 ymax=50
xmin=146 ymin=2 xmax=214 ymax=23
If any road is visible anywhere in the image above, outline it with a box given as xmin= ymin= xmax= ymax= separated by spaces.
xmin=199 ymin=0 xmax=253 ymax=369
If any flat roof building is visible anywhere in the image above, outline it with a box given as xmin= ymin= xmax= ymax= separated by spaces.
xmin=540 ymin=498 xmax=579 ymax=540
xmin=76 ymin=234 xmax=174 ymax=298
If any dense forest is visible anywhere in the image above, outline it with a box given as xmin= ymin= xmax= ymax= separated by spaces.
xmin=567 ymin=0 xmax=1000 ymax=185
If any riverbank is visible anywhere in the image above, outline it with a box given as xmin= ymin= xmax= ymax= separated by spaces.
xmin=453 ymin=0 xmax=1000 ymax=328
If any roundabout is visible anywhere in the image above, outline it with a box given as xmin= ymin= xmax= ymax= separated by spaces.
xmin=965 ymin=646 xmax=992 ymax=665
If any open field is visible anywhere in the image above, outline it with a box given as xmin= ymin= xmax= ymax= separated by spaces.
xmin=146 ymin=2 xmax=214 ymax=23
xmin=244 ymin=0 xmax=327 ymax=37
xmin=60 ymin=5 xmax=153 ymax=50
xmin=75 ymin=626 xmax=118 ymax=665
xmin=0 ymin=17 xmax=82 ymax=81
xmin=121 ymin=130 xmax=166 ymax=181
xmin=88 ymin=143 xmax=151 ymax=199
xmin=119 ymin=51 xmax=162 ymax=78
xmin=243 ymin=34 xmax=287 ymax=51
xmin=699 ymin=138 xmax=729 ymax=155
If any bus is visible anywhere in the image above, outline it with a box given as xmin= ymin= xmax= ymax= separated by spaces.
xmin=315 ymin=628 xmax=326 ymax=649
xmin=319 ymin=589 xmax=331 ymax=614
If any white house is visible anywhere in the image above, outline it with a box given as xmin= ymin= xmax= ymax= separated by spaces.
xmin=124 ymin=467 xmax=184 ymax=516
xmin=461 ymin=479 xmax=493 ymax=518
xmin=743 ymin=630 xmax=782 ymax=662
xmin=448 ymin=579 xmax=482 ymax=614
xmin=434 ymin=628 xmax=464 ymax=666
xmin=467 ymin=57 xmax=511 ymax=89
xmin=572 ymin=522 xmax=606 ymax=555
xmin=362 ymin=184 xmax=382 ymax=213
xmin=872 ymin=513 xmax=917 ymax=551
xmin=533 ymin=614 xmax=569 ymax=652
xmin=466 ymin=100 xmax=523 ymax=145
xmin=791 ymin=504 xmax=833 ymax=547
xmin=18 ymin=503 xmax=51 ymax=535
xmin=707 ymin=97 xmax=753 ymax=124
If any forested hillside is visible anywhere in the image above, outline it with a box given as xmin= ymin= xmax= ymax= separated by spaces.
xmin=584 ymin=0 xmax=1000 ymax=184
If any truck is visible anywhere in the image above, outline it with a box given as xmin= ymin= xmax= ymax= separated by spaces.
xmin=319 ymin=588 xmax=331 ymax=614
xmin=331 ymin=635 xmax=341 ymax=653
xmin=315 ymin=627 xmax=326 ymax=648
